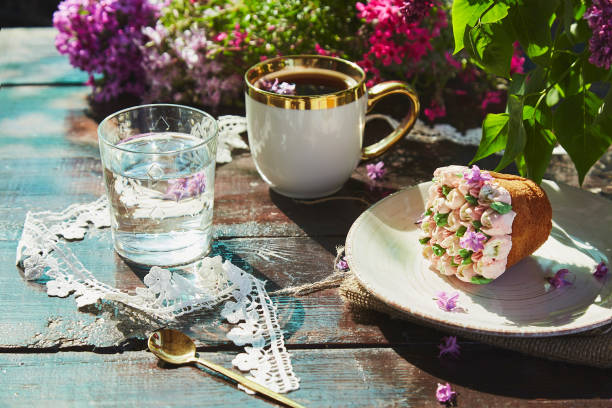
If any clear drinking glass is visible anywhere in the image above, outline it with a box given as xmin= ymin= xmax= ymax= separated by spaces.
xmin=98 ymin=104 xmax=218 ymax=266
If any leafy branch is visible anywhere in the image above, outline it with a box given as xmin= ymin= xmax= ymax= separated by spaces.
xmin=452 ymin=0 xmax=612 ymax=184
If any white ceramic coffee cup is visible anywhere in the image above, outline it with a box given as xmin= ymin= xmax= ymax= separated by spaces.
xmin=245 ymin=55 xmax=419 ymax=199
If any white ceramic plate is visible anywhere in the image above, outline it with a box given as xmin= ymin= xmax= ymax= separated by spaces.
xmin=345 ymin=180 xmax=612 ymax=337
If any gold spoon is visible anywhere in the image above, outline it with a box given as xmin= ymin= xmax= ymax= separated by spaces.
xmin=148 ymin=329 xmax=305 ymax=408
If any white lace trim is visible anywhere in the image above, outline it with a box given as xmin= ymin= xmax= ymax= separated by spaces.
xmin=16 ymin=196 xmax=299 ymax=394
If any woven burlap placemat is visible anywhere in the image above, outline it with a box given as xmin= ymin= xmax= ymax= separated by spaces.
xmin=339 ymin=272 xmax=612 ymax=369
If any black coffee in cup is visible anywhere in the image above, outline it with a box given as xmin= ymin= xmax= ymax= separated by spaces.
xmin=256 ymin=68 xmax=358 ymax=95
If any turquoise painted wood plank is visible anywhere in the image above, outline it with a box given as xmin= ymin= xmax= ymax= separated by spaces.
xmin=0 ymin=86 xmax=99 ymax=159
xmin=2 ymin=348 xmax=611 ymax=407
xmin=0 ymin=28 xmax=89 ymax=84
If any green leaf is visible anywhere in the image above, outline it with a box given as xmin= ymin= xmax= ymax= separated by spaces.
xmin=456 ymin=225 xmax=468 ymax=237
xmin=419 ymin=237 xmax=431 ymax=245
xmin=480 ymin=2 xmax=510 ymax=24
xmin=553 ymin=91 xmax=612 ymax=185
xmin=472 ymin=113 xmax=509 ymax=162
xmin=465 ymin=195 xmax=479 ymax=205
xmin=433 ymin=212 xmax=450 ymax=227
xmin=464 ymin=21 xmax=514 ymax=78
xmin=523 ymin=105 xmax=556 ymax=183
xmin=495 ymin=95 xmax=527 ymax=172
xmin=459 ymin=249 xmax=472 ymax=259
xmin=471 ymin=276 xmax=494 ymax=284
xmin=490 ymin=202 xmax=513 ymax=214
xmin=461 ymin=256 xmax=473 ymax=265
xmin=452 ymin=0 xmax=495 ymax=53
xmin=546 ymin=87 xmax=561 ymax=107
xmin=472 ymin=220 xmax=482 ymax=229
xmin=425 ymin=207 xmax=433 ymax=216
xmin=442 ymin=185 xmax=453 ymax=197
xmin=582 ymin=58 xmax=611 ymax=85
xmin=509 ymin=0 xmax=559 ymax=63
xmin=432 ymin=244 xmax=446 ymax=257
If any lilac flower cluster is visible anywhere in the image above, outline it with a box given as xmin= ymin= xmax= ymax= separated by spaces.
xmin=141 ymin=24 xmax=242 ymax=107
xmin=53 ymin=0 xmax=158 ymax=102
xmin=400 ymin=0 xmax=435 ymax=24
xmin=584 ymin=0 xmax=612 ymax=69
xmin=366 ymin=161 xmax=386 ymax=181
xmin=435 ymin=291 xmax=459 ymax=312
xmin=463 ymin=165 xmax=492 ymax=187
xmin=438 ymin=336 xmax=460 ymax=359
xmin=548 ymin=268 xmax=572 ymax=289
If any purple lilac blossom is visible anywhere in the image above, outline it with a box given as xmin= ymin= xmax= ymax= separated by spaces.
xmin=366 ymin=161 xmax=386 ymax=180
xmin=594 ymin=261 xmax=608 ymax=279
xmin=164 ymin=171 xmax=206 ymax=201
xmin=438 ymin=336 xmax=460 ymax=359
xmin=435 ymin=291 xmax=459 ymax=312
xmin=260 ymin=78 xmax=297 ymax=95
xmin=548 ymin=268 xmax=572 ymax=288
xmin=336 ymin=257 xmax=349 ymax=271
xmin=460 ymin=229 xmax=488 ymax=252
xmin=400 ymin=0 xmax=435 ymax=25
xmin=140 ymin=24 xmax=242 ymax=107
xmin=436 ymin=383 xmax=456 ymax=403
xmin=584 ymin=0 xmax=612 ymax=69
xmin=463 ymin=165 xmax=492 ymax=187
xmin=53 ymin=0 xmax=158 ymax=102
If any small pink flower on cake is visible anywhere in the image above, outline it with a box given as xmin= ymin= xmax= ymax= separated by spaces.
xmin=460 ymin=229 xmax=487 ymax=252
xmin=463 ymin=165 xmax=492 ymax=188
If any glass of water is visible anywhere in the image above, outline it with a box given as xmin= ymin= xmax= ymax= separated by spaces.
xmin=98 ymin=104 xmax=218 ymax=266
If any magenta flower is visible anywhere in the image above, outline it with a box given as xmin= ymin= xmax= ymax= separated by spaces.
xmin=400 ymin=0 xmax=435 ymax=24
xmin=481 ymin=90 xmax=503 ymax=111
xmin=594 ymin=262 xmax=608 ymax=279
xmin=366 ymin=161 xmax=386 ymax=180
xmin=336 ymin=257 xmax=349 ymax=271
xmin=548 ymin=268 xmax=572 ymax=289
xmin=460 ymin=229 xmax=488 ymax=252
xmin=424 ymin=100 xmax=447 ymax=121
xmin=438 ymin=336 xmax=460 ymax=359
xmin=436 ymin=383 xmax=456 ymax=403
xmin=584 ymin=0 xmax=612 ymax=69
xmin=463 ymin=165 xmax=492 ymax=187
xmin=435 ymin=291 xmax=459 ymax=312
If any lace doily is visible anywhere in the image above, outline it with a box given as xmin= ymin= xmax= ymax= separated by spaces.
xmin=15 ymin=196 xmax=299 ymax=394
xmin=217 ymin=115 xmax=248 ymax=163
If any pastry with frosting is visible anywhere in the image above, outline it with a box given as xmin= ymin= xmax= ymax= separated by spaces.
xmin=419 ymin=165 xmax=552 ymax=284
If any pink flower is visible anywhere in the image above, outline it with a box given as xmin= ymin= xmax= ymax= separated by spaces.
xmin=481 ymin=90 xmax=503 ymax=111
xmin=438 ymin=336 xmax=460 ymax=359
xmin=463 ymin=165 xmax=492 ymax=187
xmin=548 ymin=268 xmax=572 ymax=288
xmin=366 ymin=161 xmax=386 ymax=180
xmin=444 ymin=51 xmax=462 ymax=70
xmin=435 ymin=291 xmax=459 ymax=312
xmin=510 ymin=42 xmax=525 ymax=75
xmin=460 ymin=229 xmax=488 ymax=252
xmin=213 ymin=32 xmax=228 ymax=42
xmin=594 ymin=262 xmax=608 ymax=279
xmin=436 ymin=383 xmax=456 ymax=403
xmin=424 ymin=100 xmax=447 ymax=121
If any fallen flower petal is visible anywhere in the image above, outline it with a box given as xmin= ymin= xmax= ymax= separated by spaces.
xmin=336 ymin=257 xmax=349 ymax=271
xmin=436 ymin=382 xmax=456 ymax=403
xmin=594 ymin=262 xmax=608 ymax=279
xmin=366 ymin=161 xmax=386 ymax=181
xmin=438 ymin=336 xmax=460 ymax=359
xmin=548 ymin=268 xmax=572 ymax=288
xmin=435 ymin=291 xmax=459 ymax=312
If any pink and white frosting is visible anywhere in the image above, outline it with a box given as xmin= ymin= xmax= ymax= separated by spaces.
xmin=419 ymin=165 xmax=517 ymax=283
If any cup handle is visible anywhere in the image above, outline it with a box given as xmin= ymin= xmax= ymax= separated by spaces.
xmin=361 ymin=81 xmax=420 ymax=159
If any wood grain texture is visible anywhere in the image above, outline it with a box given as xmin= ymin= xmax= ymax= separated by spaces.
xmin=2 ymin=348 xmax=611 ymax=407
xmin=0 ymin=28 xmax=88 ymax=84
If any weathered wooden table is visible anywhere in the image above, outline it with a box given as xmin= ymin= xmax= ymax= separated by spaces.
xmin=1 ymin=28 xmax=612 ymax=407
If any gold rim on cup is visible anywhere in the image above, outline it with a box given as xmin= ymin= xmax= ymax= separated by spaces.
xmin=244 ymin=55 xmax=367 ymax=110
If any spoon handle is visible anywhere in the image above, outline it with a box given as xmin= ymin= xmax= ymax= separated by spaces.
xmin=192 ymin=356 xmax=306 ymax=408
